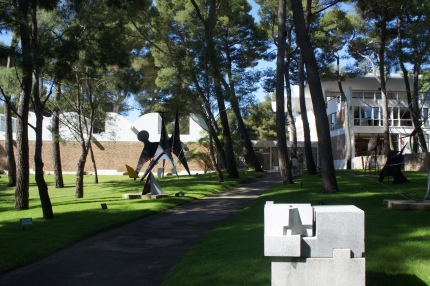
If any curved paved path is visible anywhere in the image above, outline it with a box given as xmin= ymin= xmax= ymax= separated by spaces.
xmin=0 ymin=172 xmax=280 ymax=286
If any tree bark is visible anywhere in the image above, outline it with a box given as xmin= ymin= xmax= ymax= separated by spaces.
xmin=291 ymin=0 xmax=339 ymax=193
xmin=5 ymin=33 xmax=17 ymax=187
xmin=4 ymin=99 xmax=16 ymax=187
xmin=89 ymin=142 xmax=99 ymax=184
xmin=76 ymin=139 xmax=90 ymax=198
xmin=209 ymin=127 xmax=224 ymax=182
xmin=15 ymin=1 xmax=32 ymax=209
xmin=336 ymin=57 xmax=352 ymax=169
xmin=214 ymin=79 xmax=239 ymax=178
xmin=284 ymin=57 xmax=297 ymax=159
xmin=379 ymin=12 xmax=390 ymax=155
xmin=276 ymin=0 xmax=294 ymax=184
xmin=225 ymin=70 xmax=263 ymax=172
xmin=299 ymin=54 xmax=317 ymax=175
xmin=52 ymin=84 xmax=64 ymax=188
xmin=31 ymin=5 xmax=53 ymax=219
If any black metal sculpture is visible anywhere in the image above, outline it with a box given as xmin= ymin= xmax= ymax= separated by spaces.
xmin=379 ymin=146 xmax=409 ymax=184
xmin=126 ymin=111 xmax=191 ymax=183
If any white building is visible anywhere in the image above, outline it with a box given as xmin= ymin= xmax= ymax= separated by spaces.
xmin=291 ymin=74 xmax=429 ymax=169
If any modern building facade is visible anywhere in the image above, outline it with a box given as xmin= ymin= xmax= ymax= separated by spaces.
xmin=292 ymin=74 xmax=429 ymax=169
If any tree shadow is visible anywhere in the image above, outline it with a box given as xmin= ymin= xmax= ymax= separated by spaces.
xmin=367 ymin=272 xmax=428 ymax=286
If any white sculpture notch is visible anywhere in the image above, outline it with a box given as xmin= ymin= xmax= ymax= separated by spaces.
xmin=264 ymin=202 xmax=365 ymax=286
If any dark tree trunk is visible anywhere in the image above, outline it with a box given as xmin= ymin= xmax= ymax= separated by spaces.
xmin=378 ymin=13 xmax=390 ymax=155
xmin=214 ymin=79 xmax=239 ymax=178
xmin=291 ymin=0 xmax=339 ymax=193
xmin=400 ymin=59 xmax=427 ymax=154
xmin=76 ymin=140 xmax=90 ymax=198
xmin=225 ymin=76 xmax=263 ymax=172
xmin=15 ymin=6 xmax=33 ymax=209
xmin=209 ymin=128 xmax=224 ymax=182
xmin=34 ymin=105 xmax=54 ymax=219
xmin=299 ymin=54 xmax=317 ymax=175
xmin=52 ymin=84 xmax=64 ymax=188
xmin=276 ymin=0 xmax=294 ymax=184
xmin=195 ymin=0 xmax=238 ymax=178
xmin=5 ymin=33 xmax=17 ymax=187
xmin=4 ymin=102 xmax=16 ymax=187
xmin=30 ymin=5 xmax=53 ymax=219
xmin=208 ymin=119 xmax=228 ymax=173
xmin=89 ymin=142 xmax=98 ymax=184
xmin=336 ymin=59 xmax=352 ymax=170
xmin=285 ymin=57 xmax=297 ymax=159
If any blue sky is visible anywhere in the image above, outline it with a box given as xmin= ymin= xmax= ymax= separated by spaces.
xmin=0 ymin=1 xmax=271 ymax=122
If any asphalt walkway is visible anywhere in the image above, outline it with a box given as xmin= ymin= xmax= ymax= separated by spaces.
xmin=0 ymin=171 xmax=281 ymax=286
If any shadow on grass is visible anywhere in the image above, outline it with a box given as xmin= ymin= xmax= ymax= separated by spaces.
xmin=367 ymin=272 xmax=428 ymax=286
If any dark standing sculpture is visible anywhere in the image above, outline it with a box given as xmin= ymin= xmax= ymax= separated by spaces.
xmin=126 ymin=111 xmax=191 ymax=189
xmin=379 ymin=146 xmax=409 ymax=184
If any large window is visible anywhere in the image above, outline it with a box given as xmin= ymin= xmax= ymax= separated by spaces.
xmin=0 ymin=114 xmax=16 ymax=133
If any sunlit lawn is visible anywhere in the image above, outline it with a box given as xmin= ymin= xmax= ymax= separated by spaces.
xmin=0 ymin=170 xmax=264 ymax=274
xmin=163 ymin=170 xmax=430 ymax=286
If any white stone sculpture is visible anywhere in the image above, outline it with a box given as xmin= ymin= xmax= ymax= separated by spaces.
xmin=264 ymin=202 xmax=365 ymax=286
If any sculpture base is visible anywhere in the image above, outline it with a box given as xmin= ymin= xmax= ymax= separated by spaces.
xmin=272 ymin=252 xmax=365 ymax=286
xmin=383 ymin=199 xmax=430 ymax=211
xmin=122 ymin=193 xmax=168 ymax=200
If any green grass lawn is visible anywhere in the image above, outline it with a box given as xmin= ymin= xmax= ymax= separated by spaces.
xmin=0 ymin=170 xmax=264 ymax=274
xmin=163 ymin=170 xmax=430 ymax=286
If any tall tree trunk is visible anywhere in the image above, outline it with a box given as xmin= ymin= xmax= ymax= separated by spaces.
xmin=15 ymin=2 xmax=32 ymax=209
xmin=214 ymin=79 xmax=239 ymax=178
xmin=31 ymin=6 xmax=53 ymax=219
xmin=194 ymin=0 xmax=238 ymax=178
xmin=299 ymin=54 xmax=317 ymax=175
xmin=291 ymin=0 xmax=339 ymax=193
xmin=276 ymin=0 xmax=294 ymax=184
xmin=338 ymin=82 xmax=352 ymax=170
xmin=379 ymin=12 xmax=390 ymax=155
xmin=336 ymin=57 xmax=352 ymax=169
xmin=34 ymin=100 xmax=54 ymax=219
xmin=225 ymin=67 xmax=263 ymax=172
xmin=285 ymin=57 xmax=297 ymax=159
xmin=76 ymin=139 xmax=90 ymax=198
xmin=400 ymin=65 xmax=423 ymax=153
xmin=52 ymin=84 xmax=64 ymax=188
xmin=4 ymin=98 xmax=16 ymax=187
xmin=397 ymin=16 xmax=427 ymax=155
xmin=5 ymin=33 xmax=17 ymax=187
xmin=209 ymin=128 xmax=224 ymax=182
xmin=89 ymin=142 xmax=98 ymax=184
xmin=412 ymin=64 xmax=428 ymax=153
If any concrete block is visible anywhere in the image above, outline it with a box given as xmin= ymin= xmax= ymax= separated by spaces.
xmin=265 ymin=235 xmax=301 ymax=257
xmin=264 ymin=202 xmax=313 ymax=237
xmin=271 ymin=255 xmax=365 ymax=286
xmin=302 ymin=205 xmax=364 ymax=258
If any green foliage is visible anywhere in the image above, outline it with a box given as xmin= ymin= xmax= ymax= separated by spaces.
xmin=419 ymin=69 xmax=430 ymax=92
xmin=244 ymin=94 xmax=277 ymax=140
xmin=0 ymin=171 xmax=263 ymax=274
xmin=163 ymin=170 xmax=430 ymax=285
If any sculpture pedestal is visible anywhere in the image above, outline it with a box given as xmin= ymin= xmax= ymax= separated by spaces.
xmin=384 ymin=199 xmax=430 ymax=211
xmin=264 ymin=202 xmax=365 ymax=286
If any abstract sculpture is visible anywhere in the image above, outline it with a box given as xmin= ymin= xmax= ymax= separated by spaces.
xmin=264 ymin=202 xmax=365 ymax=285
xmin=379 ymin=146 xmax=408 ymax=184
xmin=126 ymin=111 xmax=191 ymax=195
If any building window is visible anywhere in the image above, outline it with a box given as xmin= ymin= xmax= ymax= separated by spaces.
xmin=423 ymin=108 xmax=429 ymax=127
xmin=0 ymin=115 xmax=4 ymax=132
xmin=330 ymin=113 xmax=337 ymax=130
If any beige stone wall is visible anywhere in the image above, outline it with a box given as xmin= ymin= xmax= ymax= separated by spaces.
xmin=0 ymin=140 xmax=205 ymax=174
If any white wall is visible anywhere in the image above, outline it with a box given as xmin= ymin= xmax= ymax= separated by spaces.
xmin=1 ymin=112 xmax=207 ymax=143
